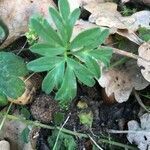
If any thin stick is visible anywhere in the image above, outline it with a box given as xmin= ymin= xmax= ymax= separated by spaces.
xmin=133 ymin=89 xmax=150 ymax=113
xmin=98 ymin=139 xmax=137 ymax=150
xmin=108 ymin=129 xmax=150 ymax=134
xmin=24 ymin=73 xmax=35 ymax=82
xmin=88 ymin=134 xmax=103 ymax=150
xmin=101 ymin=46 xmax=150 ymax=63
xmin=111 ymin=47 xmax=138 ymax=60
xmin=53 ymin=114 xmax=71 ymax=150
xmin=17 ymin=40 xmax=27 ymax=55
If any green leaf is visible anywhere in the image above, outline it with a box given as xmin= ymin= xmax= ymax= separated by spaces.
xmin=20 ymin=107 xmax=31 ymax=119
xmin=67 ymin=8 xmax=80 ymax=40
xmin=84 ymin=57 xmax=100 ymax=79
xmin=0 ymin=91 xmax=8 ymax=106
xmin=54 ymin=112 xmax=65 ymax=125
xmin=0 ymin=52 xmax=28 ymax=77
xmin=89 ymin=47 xmax=113 ymax=66
xmin=48 ymin=130 xmax=77 ymax=150
xmin=138 ymin=27 xmax=150 ymax=42
xmin=42 ymin=60 xmax=65 ymax=94
xmin=58 ymin=0 xmax=70 ymax=22
xmin=55 ymin=64 xmax=77 ymax=101
xmin=0 ymin=52 xmax=27 ymax=99
xmin=68 ymin=58 xmax=95 ymax=87
xmin=27 ymin=56 xmax=64 ymax=72
xmin=30 ymin=43 xmax=65 ymax=56
xmin=71 ymin=28 xmax=101 ymax=49
xmin=0 ymin=75 xmax=25 ymax=99
xmin=74 ymin=52 xmax=100 ymax=78
xmin=21 ymin=127 xmax=30 ymax=143
xmin=78 ymin=110 xmax=93 ymax=127
xmin=30 ymin=18 xmax=63 ymax=46
xmin=97 ymin=28 xmax=109 ymax=45
xmin=49 ymin=7 xmax=68 ymax=44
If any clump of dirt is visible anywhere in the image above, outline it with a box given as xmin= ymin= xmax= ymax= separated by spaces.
xmin=30 ymin=94 xmax=59 ymax=123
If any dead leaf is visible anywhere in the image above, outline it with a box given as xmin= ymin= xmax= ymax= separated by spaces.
xmin=127 ymin=113 xmax=150 ymax=150
xmin=0 ymin=0 xmax=56 ymax=48
xmin=98 ymin=60 xmax=149 ymax=103
xmin=98 ymin=69 xmax=133 ymax=103
xmin=137 ymin=42 xmax=150 ymax=82
xmin=84 ymin=2 xmax=150 ymax=32
xmin=68 ymin=0 xmax=105 ymax=12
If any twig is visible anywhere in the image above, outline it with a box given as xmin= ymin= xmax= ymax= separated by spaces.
xmin=17 ymin=40 xmax=27 ymax=55
xmin=88 ymin=134 xmax=103 ymax=150
xmin=98 ymin=139 xmax=137 ymax=150
xmin=53 ymin=114 xmax=71 ymax=150
xmin=108 ymin=129 xmax=150 ymax=134
xmin=133 ymin=89 xmax=150 ymax=113
xmin=111 ymin=47 xmax=138 ymax=60
xmin=101 ymin=46 xmax=150 ymax=63
xmin=24 ymin=73 xmax=35 ymax=82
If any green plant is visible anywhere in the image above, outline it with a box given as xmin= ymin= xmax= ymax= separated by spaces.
xmin=48 ymin=130 xmax=77 ymax=150
xmin=25 ymin=27 xmax=38 ymax=45
xmin=121 ymin=6 xmax=137 ymax=16
xmin=138 ymin=27 xmax=150 ymax=42
xmin=0 ymin=52 xmax=28 ymax=105
xmin=27 ymin=0 xmax=112 ymax=103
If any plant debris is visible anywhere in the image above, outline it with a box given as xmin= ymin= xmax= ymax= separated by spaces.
xmin=137 ymin=42 xmax=150 ymax=82
xmin=127 ymin=113 xmax=150 ymax=150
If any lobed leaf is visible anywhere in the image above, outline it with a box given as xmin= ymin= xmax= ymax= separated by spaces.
xmin=67 ymin=58 xmax=95 ymax=87
xmin=71 ymin=28 xmax=102 ymax=49
xmin=83 ymin=56 xmax=100 ymax=79
xmin=67 ymin=8 xmax=81 ymax=40
xmin=30 ymin=18 xmax=63 ymax=46
xmin=55 ymin=64 xmax=77 ymax=101
xmin=27 ymin=56 xmax=64 ymax=72
xmin=89 ymin=47 xmax=113 ymax=66
xmin=30 ymin=43 xmax=65 ymax=56
xmin=58 ymin=0 xmax=70 ymax=22
xmin=49 ymin=7 xmax=68 ymax=44
xmin=42 ymin=61 xmax=65 ymax=94
xmin=74 ymin=51 xmax=100 ymax=78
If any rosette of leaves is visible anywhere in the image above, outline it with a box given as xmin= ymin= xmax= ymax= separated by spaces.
xmin=27 ymin=0 xmax=112 ymax=103
xmin=0 ymin=52 xmax=28 ymax=106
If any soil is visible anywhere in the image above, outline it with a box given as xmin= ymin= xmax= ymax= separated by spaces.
xmin=32 ymin=82 xmax=145 ymax=150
